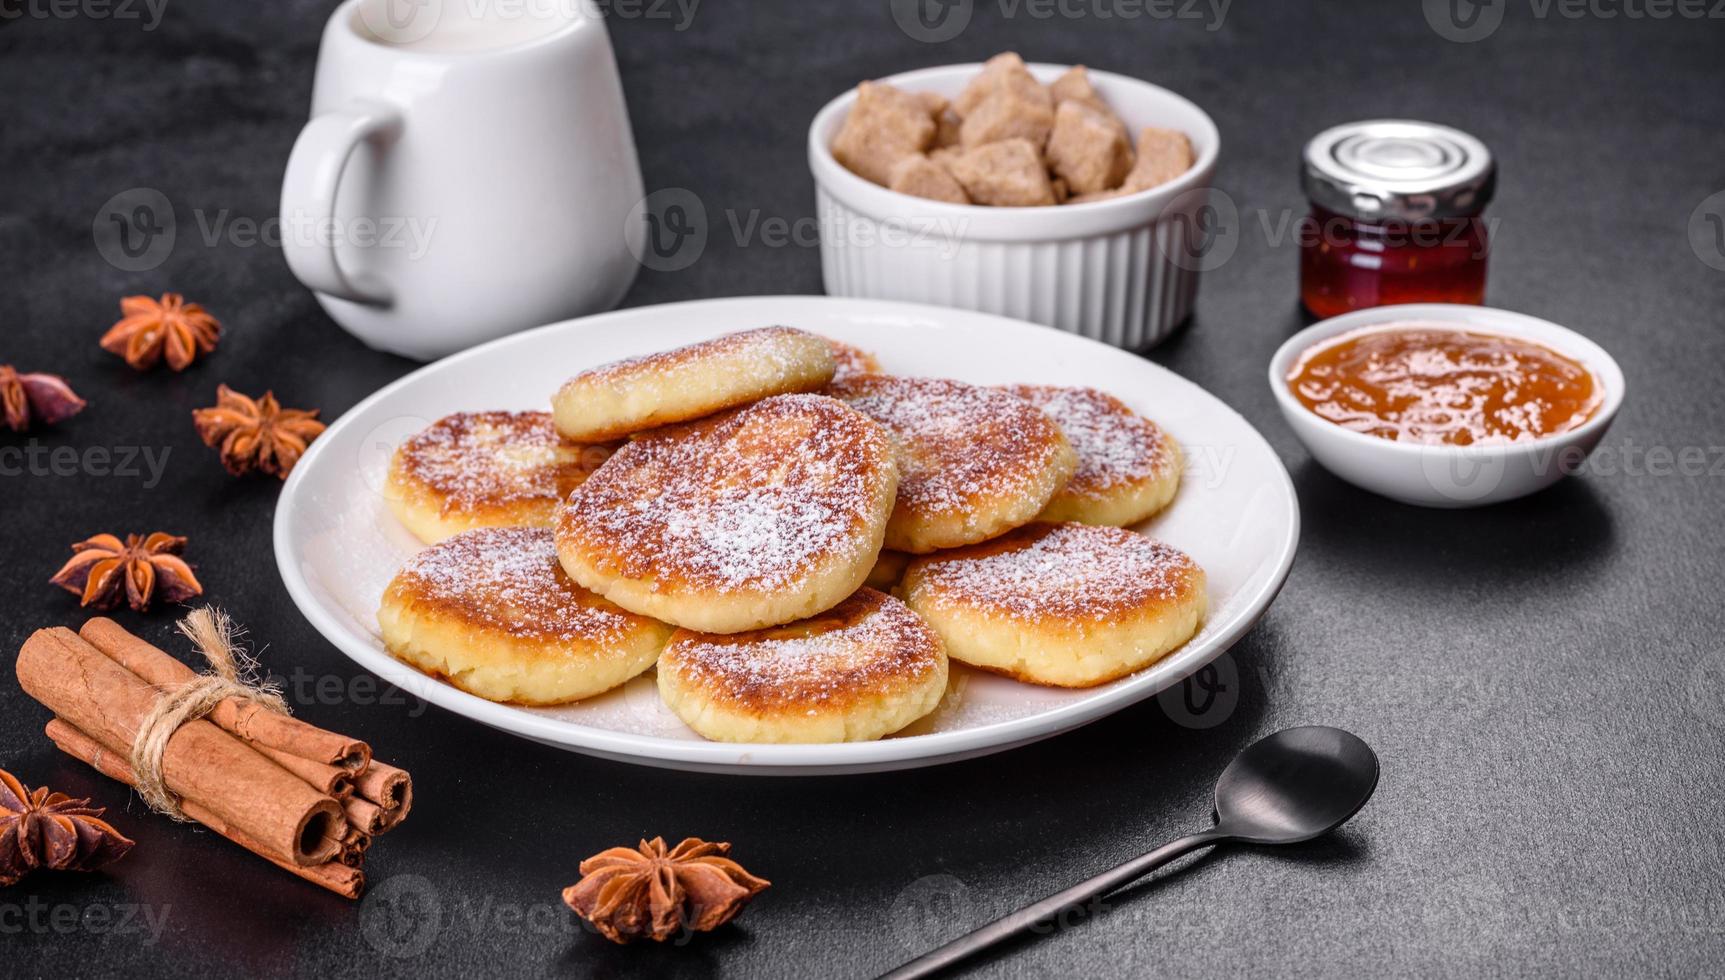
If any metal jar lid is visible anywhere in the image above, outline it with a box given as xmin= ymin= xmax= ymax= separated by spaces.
xmin=1302 ymin=120 xmax=1495 ymax=222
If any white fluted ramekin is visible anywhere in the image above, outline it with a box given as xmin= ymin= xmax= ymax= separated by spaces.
xmin=808 ymin=63 xmax=1220 ymax=350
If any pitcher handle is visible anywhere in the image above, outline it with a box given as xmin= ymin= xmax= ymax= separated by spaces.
xmin=280 ymin=99 xmax=403 ymax=305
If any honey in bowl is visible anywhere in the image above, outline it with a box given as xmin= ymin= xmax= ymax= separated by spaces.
xmin=1286 ymin=324 xmax=1603 ymax=446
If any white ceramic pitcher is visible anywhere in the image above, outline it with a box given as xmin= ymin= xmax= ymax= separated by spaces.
xmin=281 ymin=0 xmax=644 ymax=360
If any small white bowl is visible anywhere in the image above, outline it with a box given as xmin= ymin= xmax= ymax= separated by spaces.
xmin=1268 ymin=304 xmax=1626 ymax=508
xmin=807 ymin=63 xmax=1220 ymax=350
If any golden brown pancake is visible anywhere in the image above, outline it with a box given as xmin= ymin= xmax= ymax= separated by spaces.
xmin=1003 ymin=385 xmax=1183 ymax=526
xmin=823 ymin=337 xmax=882 ymax=379
xmin=556 ymin=394 xmax=899 ymax=633
xmin=827 ymin=375 xmax=1076 ymax=553
xmin=385 ymin=411 xmax=613 ymax=544
xmin=378 ymin=527 xmax=672 ymax=704
xmin=552 ymin=326 xmax=836 ymax=442
xmin=656 ymin=589 xmax=947 ymax=743
xmin=901 ymin=522 xmax=1205 ymax=688
xmin=864 ymin=549 xmax=913 ymax=591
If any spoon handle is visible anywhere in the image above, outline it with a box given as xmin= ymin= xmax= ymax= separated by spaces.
xmin=878 ymin=828 xmax=1229 ymax=980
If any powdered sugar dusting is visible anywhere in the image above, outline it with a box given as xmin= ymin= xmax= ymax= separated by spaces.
xmin=392 ymin=527 xmax=641 ymax=643
xmin=1005 ymin=385 xmax=1177 ymax=499
xmin=829 ymin=376 xmax=1067 ymax=517
xmin=560 ymin=394 xmax=894 ymax=592
xmin=577 ymin=326 xmax=829 ymax=392
xmin=909 ymin=523 xmax=1202 ymax=622
xmin=664 ymin=590 xmax=941 ymax=706
xmin=395 ymin=412 xmax=611 ymax=513
xmin=823 ymin=337 xmax=882 ymax=380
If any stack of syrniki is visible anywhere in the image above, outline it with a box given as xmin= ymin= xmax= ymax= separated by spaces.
xmin=378 ymin=325 xmax=1206 ymax=744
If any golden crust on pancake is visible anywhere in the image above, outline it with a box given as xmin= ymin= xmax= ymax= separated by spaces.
xmin=1003 ymin=385 xmax=1183 ymax=527
xmin=385 ymin=411 xmax=613 ymax=544
xmin=823 ymin=337 xmax=882 ymax=380
xmin=657 ymin=589 xmax=947 ymax=742
xmin=901 ymin=522 xmax=1205 ymax=688
xmin=827 ymin=375 xmax=1076 ymax=553
xmin=378 ymin=527 xmax=672 ymax=705
xmin=865 ymin=549 xmax=913 ymax=591
xmin=552 ymin=326 xmax=836 ymax=442
xmin=556 ymin=394 xmax=899 ymax=633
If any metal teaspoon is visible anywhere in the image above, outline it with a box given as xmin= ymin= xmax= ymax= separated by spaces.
xmin=879 ymin=726 xmax=1381 ymax=980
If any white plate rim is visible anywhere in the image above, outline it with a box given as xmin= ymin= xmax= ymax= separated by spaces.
xmin=274 ymin=296 xmax=1299 ymax=774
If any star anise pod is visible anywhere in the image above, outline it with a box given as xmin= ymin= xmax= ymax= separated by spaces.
xmin=192 ymin=385 xmax=326 ymax=479
xmin=0 ymin=364 xmax=87 ymax=432
xmin=100 ymin=293 xmax=221 ymax=372
xmin=0 ymin=768 xmax=134 ymax=886
xmin=562 ymin=837 xmax=770 ymax=943
xmin=49 ymin=532 xmax=204 ymax=612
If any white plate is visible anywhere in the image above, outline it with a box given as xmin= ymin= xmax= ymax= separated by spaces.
xmin=275 ymin=297 xmax=1298 ymax=774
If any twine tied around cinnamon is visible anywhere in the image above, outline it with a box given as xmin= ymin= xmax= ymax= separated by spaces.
xmin=128 ymin=606 xmax=289 ymax=820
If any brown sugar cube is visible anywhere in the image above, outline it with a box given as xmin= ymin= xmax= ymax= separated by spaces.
xmin=1048 ymin=65 xmax=1130 ymax=139
xmin=910 ymin=90 xmax=964 ymax=148
xmin=888 ymin=154 xmax=969 ymax=204
xmin=1068 ymin=188 xmax=1126 ymax=204
xmin=1122 ymin=127 xmax=1195 ymax=192
xmin=1046 ymin=101 xmax=1135 ymax=194
xmin=1049 ymin=65 xmax=1107 ymax=110
xmin=832 ymin=81 xmax=938 ymax=186
xmin=1051 ymin=177 xmax=1070 ymax=204
xmin=959 ymin=87 xmax=1056 ymax=150
xmin=929 ymin=145 xmax=964 ymax=169
xmin=954 ymin=52 xmax=1051 ymax=116
xmin=933 ymin=107 xmax=964 ymax=149
xmin=945 ymin=138 xmax=1057 ymax=207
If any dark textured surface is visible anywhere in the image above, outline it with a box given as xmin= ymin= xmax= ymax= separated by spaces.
xmin=4 ymin=2 xmax=1724 ymax=977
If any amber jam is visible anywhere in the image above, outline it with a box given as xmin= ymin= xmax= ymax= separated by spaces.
xmin=1298 ymin=206 xmax=1490 ymax=319
xmin=1286 ymin=324 xmax=1602 ymax=446
xmin=1300 ymin=120 xmax=1496 ymax=319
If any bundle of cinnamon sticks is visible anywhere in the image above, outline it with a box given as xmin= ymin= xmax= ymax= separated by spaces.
xmin=15 ymin=617 xmax=412 ymax=899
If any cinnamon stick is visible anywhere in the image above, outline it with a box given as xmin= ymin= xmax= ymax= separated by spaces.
xmin=336 ymin=840 xmax=366 ymax=868
xmin=18 ymin=628 xmax=343 ymax=866
xmin=255 ymin=745 xmax=354 ymax=799
xmin=343 ymin=797 xmax=390 ymax=837
xmin=45 ymin=720 xmax=364 ymax=900
xmin=80 ymin=617 xmax=370 ymax=773
xmin=353 ymin=759 xmax=411 ymax=813
xmin=318 ymin=827 xmax=371 ymax=869
xmin=320 ymin=827 xmax=371 ymax=858
xmin=222 ymin=833 xmax=364 ymax=900
xmin=377 ymin=802 xmax=409 ymax=834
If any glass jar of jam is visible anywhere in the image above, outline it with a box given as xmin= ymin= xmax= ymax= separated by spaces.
xmin=1299 ymin=120 xmax=1496 ymax=319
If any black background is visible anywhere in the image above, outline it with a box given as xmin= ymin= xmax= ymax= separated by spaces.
xmin=5 ymin=0 xmax=1725 ymax=976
